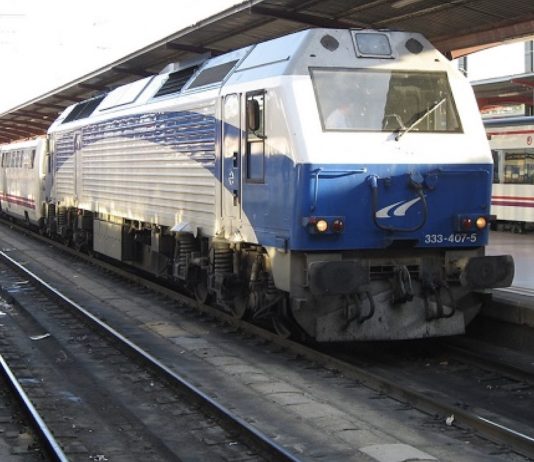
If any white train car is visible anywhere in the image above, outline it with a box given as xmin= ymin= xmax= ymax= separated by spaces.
xmin=0 ymin=137 xmax=50 ymax=226
xmin=485 ymin=116 xmax=534 ymax=232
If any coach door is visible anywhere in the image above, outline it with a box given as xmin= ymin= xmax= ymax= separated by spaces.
xmin=222 ymin=94 xmax=242 ymax=222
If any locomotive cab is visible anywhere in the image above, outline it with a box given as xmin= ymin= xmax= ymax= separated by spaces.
xmin=221 ymin=28 xmax=514 ymax=340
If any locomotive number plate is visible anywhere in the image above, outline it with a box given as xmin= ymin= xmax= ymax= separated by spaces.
xmin=424 ymin=233 xmax=478 ymax=244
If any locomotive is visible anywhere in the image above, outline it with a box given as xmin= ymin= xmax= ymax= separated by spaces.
xmin=0 ymin=28 xmax=514 ymax=341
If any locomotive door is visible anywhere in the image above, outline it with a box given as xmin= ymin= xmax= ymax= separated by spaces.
xmin=222 ymin=94 xmax=242 ymax=221
xmin=73 ymin=132 xmax=82 ymax=202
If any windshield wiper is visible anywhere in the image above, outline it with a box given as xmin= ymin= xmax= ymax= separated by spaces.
xmin=395 ymin=97 xmax=447 ymax=141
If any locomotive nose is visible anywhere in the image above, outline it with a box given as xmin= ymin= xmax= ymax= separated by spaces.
xmin=368 ymin=172 xmax=428 ymax=233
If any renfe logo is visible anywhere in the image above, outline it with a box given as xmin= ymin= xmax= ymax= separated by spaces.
xmin=375 ymin=197 xmax=422 ymax=218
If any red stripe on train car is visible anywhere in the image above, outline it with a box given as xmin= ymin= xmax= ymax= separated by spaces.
xmin=0 ymin=193 xmax=36 ymax=209
xmin=492 ymin=195 xmax=534 ymax=201
xmin=487 ymin=130 xmax=534 ymax=135
xmin=491 ymin=200 xmax=534 ymax=208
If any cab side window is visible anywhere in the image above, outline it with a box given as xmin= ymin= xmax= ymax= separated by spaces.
xmin=245 ymin=91 xmax=265 ymax=183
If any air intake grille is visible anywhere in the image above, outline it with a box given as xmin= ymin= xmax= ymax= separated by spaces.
xmin=154 ymin=66 xmax=198 ymax=98
xmin=62 ymin=95 xmax=105 ymax=124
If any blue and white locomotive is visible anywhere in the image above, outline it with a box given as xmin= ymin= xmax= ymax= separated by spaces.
xmin=3 ymin=29 xmax=514 ymax=341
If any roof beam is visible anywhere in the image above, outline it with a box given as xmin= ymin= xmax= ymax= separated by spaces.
xmin=436 ymin=17 xmax=534 ymax=57
xmin=12 ymin=110 xmax=52 ymax=120
xmin=55 ymin=94 xmax=86 ymax=103
xmin=2 ymin=118 xmax=50 ymax=130
xmin=33 ymin=102 xmax=67 ymax=111
xmin=77 ymin=82 xmax=110 ymax=92
xmin=511 ymin=78 xmax=534 ymax=89
xmin=250 ymin=5 xmax=369 ymax=29
xmin=166 ymin=41 xmax=223 ymax=56
xmin=376 ymin=0 xmax=486 ymax=26
xmin=113 ymin=66 xmax=153 ymax=78
xmin=0 ymin=125 xmax=38 ymax=138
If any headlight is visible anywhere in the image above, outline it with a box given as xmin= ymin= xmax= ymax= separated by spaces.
xmin=315 ymin=219 xmax=328 ymax=233
xmin=305 ymin=216 xmax=345 ymax=235
xmin=475 ymin=216 xmax=487 ymax=229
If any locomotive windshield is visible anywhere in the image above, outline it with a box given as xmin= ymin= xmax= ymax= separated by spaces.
xmin=311 ymin=68 xmax=462 ymax=133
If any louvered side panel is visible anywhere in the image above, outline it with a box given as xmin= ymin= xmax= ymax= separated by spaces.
xmin=79 ymin=107 xmax=217 ymax=230
xmin=53 ymin=133 xmax=76 ymax=204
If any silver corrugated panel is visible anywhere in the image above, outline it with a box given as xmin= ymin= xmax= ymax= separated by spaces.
xmin=57 ymin=105 xmax=217 ymax=230
xmin=54 ymin=133 xmax=76 ymax=201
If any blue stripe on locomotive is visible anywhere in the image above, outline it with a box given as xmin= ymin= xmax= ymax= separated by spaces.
xmin=51 ymin=109 xmax=493 ymax=252
xmin=54 ymin=110 xmax=218 ymax=174
xmin=286 ymin=163 xmax=492 ymax=251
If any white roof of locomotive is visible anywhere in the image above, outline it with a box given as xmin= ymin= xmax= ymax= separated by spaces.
xmin=48 ymin=28 xmax=450 ymax=133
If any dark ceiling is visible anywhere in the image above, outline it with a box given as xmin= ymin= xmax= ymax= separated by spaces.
xmin=2 ymin=0 xmax=534 ymax=142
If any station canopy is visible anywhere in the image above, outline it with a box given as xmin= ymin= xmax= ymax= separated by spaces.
xmin=473 ymin=73 xmax=534 ymax=113
xmin=2 ymin=0 xmax=534 ymax=142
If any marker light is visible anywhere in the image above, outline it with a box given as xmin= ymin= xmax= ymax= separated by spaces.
xmin=315 ymin=219 xmax=329 ymax=233
xmin=461 ymin=217 xmax=473 ymax=230
xmin=475 ymin=216 xmax=487 ymax=230
xmin=332 ymin=218 xmax=345 ymax=233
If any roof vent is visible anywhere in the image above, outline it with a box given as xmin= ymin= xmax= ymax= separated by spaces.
xmin=62 ymin=95 xmax=106 ymax=124
xmin=154 ymin=66 xmax=199 ymax=98
xmin=188 ymin=60 xmax=238 ymax=89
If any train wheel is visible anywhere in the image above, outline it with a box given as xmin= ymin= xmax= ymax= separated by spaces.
xmin=271 ymin=298 xmax=300 ymax=339
xmin=272 ymin=316 xmax=292 ymax=338
xmin=193 ymin=272 xmax=210 ymax=305
xmin=229 ymin=294 xmax=248 ymax=319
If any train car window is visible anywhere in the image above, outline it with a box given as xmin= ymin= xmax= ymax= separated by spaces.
xmin=23 ymin=150 xmax=35 ymax=169
xmin=245 ymin=92 xmax=265 ymax=183
xmin=503 ymin=150 xmax=534 ymax=184
xmin=188 ymin=60 xmax=238 ymax=89
xmin=311 ymin=68 xmax=462 ymax=133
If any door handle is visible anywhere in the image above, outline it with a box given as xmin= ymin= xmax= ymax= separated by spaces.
xmin=232 ymin=151 xmax=238 ymax=168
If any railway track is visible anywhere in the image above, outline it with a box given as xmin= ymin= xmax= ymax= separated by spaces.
xmin=0 ymin=354 xmax=67 ymax=461
xmin=442 ymin=337 xmax=534 ymax=387
xmin=0 ymin=219 xmax=533 ymax=460
xmin=0 ymin=250 xmax=299 ymax=461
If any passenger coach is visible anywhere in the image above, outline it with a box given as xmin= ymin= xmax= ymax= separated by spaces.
xmin=486 ymin=116 xmax=534 ymax=232
xmin=0 ymin=137 xmax=49 ymax=226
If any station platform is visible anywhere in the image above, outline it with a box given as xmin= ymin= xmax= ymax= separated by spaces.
xmin=485 ymin=231 xmax=534 ymax=328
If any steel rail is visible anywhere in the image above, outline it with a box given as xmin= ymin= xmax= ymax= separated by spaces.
xmin=0 ymin=250 xmax=302 ymax=462
xmin=441 ymin=339 xmax=534 ymax=387
xmin=1 ymin=221 xmax=534 ymax=457
xmin=0 ymin=354 xmax=69 ymax=462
